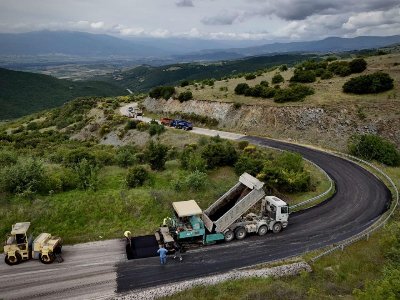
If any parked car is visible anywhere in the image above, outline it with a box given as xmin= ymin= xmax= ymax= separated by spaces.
xmin=170 ymin=119 xmax=193 ymax=130
xmin=160 ymin=117 xmax=173 ymax=126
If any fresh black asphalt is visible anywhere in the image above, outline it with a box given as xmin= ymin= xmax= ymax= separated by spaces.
xmin=115 ymin=136 xmax=391 ymax=293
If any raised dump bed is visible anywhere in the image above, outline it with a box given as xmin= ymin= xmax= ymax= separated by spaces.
xmin=203 ymin=173 xmax=265 ymax=233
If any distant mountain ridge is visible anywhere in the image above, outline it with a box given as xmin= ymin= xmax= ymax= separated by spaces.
xmin=0 ymin=31 xmax=399 ymax=62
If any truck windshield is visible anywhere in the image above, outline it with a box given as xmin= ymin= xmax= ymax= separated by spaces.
xmin=281 ymin=206 xmax=289 ymax=214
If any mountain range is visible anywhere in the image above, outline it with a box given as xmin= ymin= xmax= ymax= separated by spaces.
xmin=0 ymin=31 xmax=399 ymax=62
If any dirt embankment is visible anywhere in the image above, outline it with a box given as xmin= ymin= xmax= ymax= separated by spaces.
xmin=143 ymin=97 xmax=400 ymax=151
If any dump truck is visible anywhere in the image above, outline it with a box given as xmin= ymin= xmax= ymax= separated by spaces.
xmin=3 ymin=222 xmax=62 ymax=266
xmin=124 ymin=173 xmax=289 ymax=259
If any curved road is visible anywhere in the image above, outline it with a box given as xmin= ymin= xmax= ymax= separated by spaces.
xmin=0 ymin=134 xmax=391 ymax=299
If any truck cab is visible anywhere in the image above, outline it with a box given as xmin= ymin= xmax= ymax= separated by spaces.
xmin=263 ymin=196 xmax=289 ymax=232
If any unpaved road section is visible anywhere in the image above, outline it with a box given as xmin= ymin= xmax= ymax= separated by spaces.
xmin=0 ymin=105 xmax=391 ymax=299
xmin=0 ymin=239 xmax=125 ymax=299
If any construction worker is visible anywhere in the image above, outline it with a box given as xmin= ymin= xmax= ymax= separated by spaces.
xmin=173 ymin=242 xmax=183 ymax=262
xmin=157 ymin=245 xmax=168 ymax=265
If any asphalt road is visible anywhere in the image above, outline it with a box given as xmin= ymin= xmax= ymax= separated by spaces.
xmin=115 ymin=135 xmax=391 ymax=293
xmin=0 ymin=124 xmax=391 ymax=299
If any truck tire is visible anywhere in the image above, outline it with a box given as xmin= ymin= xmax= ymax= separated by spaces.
xmin=258 ymin=225 xmax=268 ymax=236
xmin=235 ymin=227 xmax=247 ymax=240
xmin=272 ymin=222 xmax=282 ymax=234
xmin=4 ymin=253 xmax=21 ymax=266
xmin=40 ymin=253 xmax=55 ymax=264
xmin=224 ymin=230 xmax=234 ymax=242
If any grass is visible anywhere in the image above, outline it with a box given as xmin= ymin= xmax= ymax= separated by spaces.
xmin=0 ymin=163 xmax=238 ymax=244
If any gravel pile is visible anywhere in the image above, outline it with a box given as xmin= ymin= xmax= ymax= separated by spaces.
xmin=115 ymin=261 xmax=311 ymax=300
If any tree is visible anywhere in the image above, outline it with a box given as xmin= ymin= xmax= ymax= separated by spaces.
xmin=234 ymin=83 xmax=250 ymax=95
xmin=180 ymin=80 xmax=190 ymax=87
xmin=144 ymin=141 xmax=169 ymax=170
xmin=245 ymin=73 xmax=256 ymax=80
xmin=126 ymin=166 xmax=149 ymax=188
xmin=290 ymin=70 xmax=316 ymax=83
xmin=343 ymin=72 xmax=394 ymax=94
xmin=349 ymin=58 xmax=367 ymax=73
xmin=201 ymin=141 xmax=238 ymax=169
xmin=115 ymin=145 xmax=137 ymax=168
xmin=149 ymin=86 xmax=175 ymax=99
xmin=178 ymin=91 xmax=193 ymax=102
xmin=272 ymin=73 xmax=284 ymax=84
xmin=73 ymin=158 xmax=99 ymax=191
xmin=348 ymin=134 xmax=400 ymax=166
xmin=279 ymin=65 xmax=288 ymax=71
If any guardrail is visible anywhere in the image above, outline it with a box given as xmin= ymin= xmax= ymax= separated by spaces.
xmin=290 ymin=159 xmax=335 ymax=211
xmin=309 ymin=152 xmax=399 ymax=263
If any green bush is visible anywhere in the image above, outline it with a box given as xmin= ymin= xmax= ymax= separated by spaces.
xmin=258 ymin=152 xmax=311 ymax=193
xmin=180 ymin=80 xmax=190 ymax=87
xmin=148 ymin=123 xmax=165 ymax=136
xmin=238 ymin=140 xmax=249 ymax=150
xmin=201 ymin=140 xmax=238 ymax=169
xmin=349 ymin=58 xmax=367 ymax=73
xmin=63 ymin=148 xmax=97 ymax=167
xmin=126 ymin=166 xmax=149 ymax=188
xmin=0 ymin=150 xmax=18 ymax=167
xmin=173 ymin=170 xmax=207 ymax=192
xmin=348 ymin=134 xmax=400 ymax=166
xmin=145 ymin=141 xmax=169 ymax=170
xmin=274 ymin=85 xmax=314 ymax=103
xmin=26 ymin=122 xmax=39 ymax=131
xmin=115 ymin=145 xmax=137 ymax=168
xmin=235 ymin=83 xmax=250 ymax=95
xmin=125 ymin=119 xmax=141 ymax=130
xmin=0 ymin=158 xmax=45 ymax=196
xmin=245 ymin=74 xmax=256 ymax=80
xmin=321 ymin=70 xmax=334 ymax=80
xmin=260 ymin=80 xmax=269 ymax=87
xmin=178 ymin=91 xmax=193 ymax=102
xmin=136 ymin=122 xmax=150 ymax=132
xmin=328 ymin=61 xmax=351 ymax=77
xmin=272 ymin=73 xmax=284 ymax=84
xmin=343 ymin=72 xmax=394 ymax=94
xmin=279 ymin=65 xmax=288 ymax=71
xmin=234 ymin=155 xmax=263 ymax=176
xmin=290 ymin=70 xmax=316 ymax=83
xmin=149 ymin=86 xmax=176 ymax=100
xmin=180 ymin=147 xmax=207 ymax=172
xmin=73 ymin=158 xmax=99 ymax=191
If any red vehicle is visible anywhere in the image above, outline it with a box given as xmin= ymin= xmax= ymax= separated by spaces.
xmin=160 ymin=117 xmax=173 ymax=126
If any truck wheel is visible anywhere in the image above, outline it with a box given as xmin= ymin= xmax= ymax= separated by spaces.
xmin=258 ymin=225 xmax=268 ymax=236
xmin=40 ymin=253 xmax=55 ymax=264
xmin=272 ymin=222 xmax=282 ymax=234
xmin=235 ymin=227 xmax=247 ymax=240
xmin=4 ymin=253 xmax=21 ymax=266
xmin=224 ymin=230 xmax=234 ymax=242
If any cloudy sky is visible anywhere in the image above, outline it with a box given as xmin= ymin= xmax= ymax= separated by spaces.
xmin=0 ymin=0 xmax=399 ymax=41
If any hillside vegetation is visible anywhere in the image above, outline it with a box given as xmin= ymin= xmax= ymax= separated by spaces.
xmin=0 ymin=68 xmax=126 ymax=120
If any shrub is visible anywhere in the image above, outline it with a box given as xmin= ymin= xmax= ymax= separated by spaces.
xmin=125 ymin=119 xmax=141 ymax=130
xmin=173 ymin=170 xmax=207 ymax=192
xmin=258 ymin=152 xmax=311 ymax=193
xmin=180 ymin=80 xmax=190 ymax=87
xmin=349 ymin=58 xmax=367 ymax=73
xmin=136 ymin=122 xmax=150 ymax=132
xmin=63 ymin=148 xmax=96 ymax=167
xmin=245 ymin=73 xmax=256 ymax=80
xmin=201 ymin=140 xmax=238 ymax=169
xmin=321 ymin=70 xmax=334 ymax=80
xmin=272 ymin=73 xmax=284 ymax=84
xmin=343 ymin=72 xmax=394 ymax=94
xmin=234 ymin=155 xmax=263 ymax=176
xmin=145 ymin=141 xmax=169 ymax=170
xmin=279 ymin=65 xmax=288 ymax=71
xmin=149 ymin=86 xmax=176 ymax=100
xmin=328 ymin=61 xmax=351 ymax=76
xmin=238 ymin=140 xmax=249 ymax=150
xmin=178 ymin=91 xmax=193 ymax=102
xmin=233 ymin=102 xmax=242 ymax=109
xmin=116 ymin=145 xmax=137 ymax=168
xmin=126 ymin=166 xmax=149 ymax=188
xmin=26 ymin=122 xmax=39 ymax=131
xmin=180 ymin=148 xmax=207 ymax=172
xmin=260 ymin=80 xmax=269 ymax=87
xmin=290 ymin=70 xmax=316 ymax=83
xmin=148 ymin=123 xmax=165 ymax=136
xmin=0 ymin=158 xmax=45 ymax=196
xmin=235 ymin=83 xmax=250 ymax=95
xmin=0 ymin=150 xmax=18 ymax=167
xmin=348 ymin=134 xmax=400 ymax=166
xmin=274 ymin=85 xmax=314 ymax=103
xmin=73 ymin=158 xmax=99 ymax=191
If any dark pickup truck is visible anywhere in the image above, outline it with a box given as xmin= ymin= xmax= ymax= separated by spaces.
xmin=170 ymin=119 xmax=193 ymax=130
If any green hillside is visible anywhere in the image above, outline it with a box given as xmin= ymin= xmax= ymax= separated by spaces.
xmin=107 ymin=53 xmax=317 ymax=91
xmin=0 ymin=68 xmax=126 ymax=120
